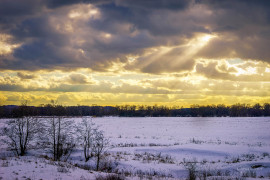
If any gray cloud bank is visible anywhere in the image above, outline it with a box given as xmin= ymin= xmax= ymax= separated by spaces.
xmin=0 ymin=0 xmax=270 ymax=72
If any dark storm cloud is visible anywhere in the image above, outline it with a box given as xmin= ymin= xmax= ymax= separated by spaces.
xmin=196 ymin=0 xmax=270 ymax=62
xmin=198 ymin=0 xmax=270 ymax=9
xmin=0 ymin=0 xmax=270 ymax=72
xmin=46 ymin=0 xmax=87 ymax=8
xmin=197 ymin=35 xmax=270 ymax=62
xmin=115 ymin=0 xmax=190 ymax=10
xmin=90 ymin=1 xmax=201 ymax=37
xmin=0 ymin=0 xmax=43 ymax=17
xmin=46 ymin=0 xmax=112 ymax=8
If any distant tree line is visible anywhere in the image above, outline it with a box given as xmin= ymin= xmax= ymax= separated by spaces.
xmin=0 ymin=103 xmax=269 ymax=118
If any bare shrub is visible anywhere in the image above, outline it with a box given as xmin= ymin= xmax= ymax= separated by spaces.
xmin=1 ymin=161 xmax=9 ymax=167
xmin=190 ymin=138 xmax=204 ymax=144
xmin=57 ymin=166 xmax=69 ymax=173
xmin=197 ymin=169 xmax=211 ymax=180
xmin=92 ymin=129 xmax=109 ymax=171
xmin=42 ymin=116 xmax=75 ymax=161
xmin=99 ymin=158 xmax=119 ymax=173
xmin=241 ymin=153 xmax=255 ymax=161
xmin=262 ymin=152 xmax=269 ymax=157
xmin=231 ymin=156 xmax=241 ymax=163
xmin=77 ymin=117 xmax=96 ymax=162
xmin=76 ymin=117 xmax=110 ymax=170
xmin=241 ymin=169 xmax=256 ymax=178
xmin=133 ymin=152 xmax=175 ymax=164
xmin=2 ymin=116 xmax=42 ymax=156
xmin=133 ymin=169 xmax=172 ymax=179
xmin=183 ymin=158 xmax=198 ymax=180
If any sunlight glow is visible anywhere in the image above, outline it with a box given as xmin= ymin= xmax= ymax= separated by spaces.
xmin=68 ymin=5 xmax=99 ymax=20
xmin=197 ymin=34 xmax=215 ymax=46
xmin=201 ymin=34 xmax=213 ymax=43
xmin=0 ymin=34 xmax=21 ymax=55
xmin=104 ymin=33 xmax=112 ymax=38
xmin=170 ymin=34 xmax=216 ymax=67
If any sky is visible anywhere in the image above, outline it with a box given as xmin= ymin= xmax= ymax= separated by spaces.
xmin=0 ymin=0 xmax=270 ymax=107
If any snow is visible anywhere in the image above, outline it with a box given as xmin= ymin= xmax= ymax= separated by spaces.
xmin=0 ymin=156 xmax=98 ymax=180
xmin=1 ymin=117 xmax=270 ymax=179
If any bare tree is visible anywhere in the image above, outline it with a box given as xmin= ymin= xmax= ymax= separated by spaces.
xmin=44 ymin=116 xmax=75 ymax=161
xmin=77 ymin=117 xmax=95 ymax=162
xmin=76 ymin=117 xmax=110 ymax=170
xmin=92 ymin=128 xmax=109 ymax=171
xmin=37 ymin=101 xmax=75 ymax=161
xmin=3 ymin=116 xmax=41 ymax=156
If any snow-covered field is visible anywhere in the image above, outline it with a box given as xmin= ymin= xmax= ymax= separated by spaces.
xmin=1 ymin=117 xmax=270 ymax=179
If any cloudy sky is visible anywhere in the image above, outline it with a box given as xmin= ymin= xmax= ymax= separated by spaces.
xmin=0 ymin=0 xmax=270 ymax=106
